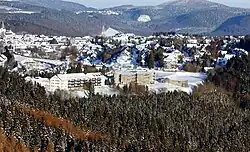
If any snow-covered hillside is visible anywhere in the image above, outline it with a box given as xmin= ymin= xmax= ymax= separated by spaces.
xmin=0 ymin=5 xmax=39 ymax=14
xmin=0 ymin=5 xmax=18 ymax=11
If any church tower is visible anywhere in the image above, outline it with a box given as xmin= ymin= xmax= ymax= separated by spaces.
xmin=0 ymin=21 xmax=6 ymax=39
xmin=101 ymin=25 xmax=105 ymax=37
xmin=1 ymin=21 xmax=4 ymax=29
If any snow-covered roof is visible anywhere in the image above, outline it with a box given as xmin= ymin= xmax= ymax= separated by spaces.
xmin=82 ymin=58 xmax=92 ymax=65
xmin=14 ymin=55 xmax=64 ymax=66
xmin=0 ymin=54 xmax=7 ymax=62
xmin=102 ymin=28 xmax=120 ymax=37
xmin=14 ymin=55 xmax=29 ymax=62
xmin=224 ymin=54 xmax=235 ymax=60
xmin=115 ymin=70 xmax=153 ymax=75
xmin=51 ymin=73 xmax=104 ymax=81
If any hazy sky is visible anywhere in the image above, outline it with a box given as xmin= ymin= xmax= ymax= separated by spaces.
xmin=69 ymin=0 xmax=250 ymax=9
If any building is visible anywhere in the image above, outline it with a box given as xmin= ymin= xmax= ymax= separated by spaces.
xmin=164 ymin=78 xmax=188 ymax=87
xmin=163 ymin=50 xmax=184 ymax=69
xmin=114 ymin=70 xmax=154 ymax=86
xmin=0 ymin=54 xmax=7 ymax=67
xmin=26 ymin=73 xmax=106 ymax=92
xmin=0 ymin=21 xmax=6 ymax=38
xmin=164 ymin=50 xmax=183 ymax=62
xmin=49 ymin=72 xmax=106 ymax=92
xmin=15 ymin=56 xmax=44 ymax=71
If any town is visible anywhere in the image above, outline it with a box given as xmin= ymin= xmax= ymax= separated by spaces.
xmin=0 ymin=22 xmax=248 ymax=97
xmin=1 ymin=0 xmax=250 ymax=150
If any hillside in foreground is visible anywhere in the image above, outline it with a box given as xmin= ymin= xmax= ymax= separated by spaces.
xmin=0 ymin=65 xmax=249 ymax=151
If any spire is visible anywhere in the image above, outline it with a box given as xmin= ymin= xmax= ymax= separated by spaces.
xmin=101 ymin=25 xmax=105 ymax=37
xmin=1 ymin=21 xmax=4 ymax=29
xmin=102 ymin=25 xmax=105 ymax=33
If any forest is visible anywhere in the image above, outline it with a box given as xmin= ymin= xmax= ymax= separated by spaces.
xmin=207 ymin=54 xmax=250 ymax=108
xmin=0 ymin=61 xmax=249 ymax=151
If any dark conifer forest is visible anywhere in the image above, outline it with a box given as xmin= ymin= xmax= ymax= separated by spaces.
xmin=0 ymin=58 xmax=250 ymax=151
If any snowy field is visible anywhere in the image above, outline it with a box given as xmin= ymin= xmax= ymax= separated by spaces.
xmin=95 ymin=86 xmax=120 ymax=96
xmin=14 ymin=55 xmax=64 ymax=66
xmin=33 ymin=58 xmax=64 ymax=66
xmin=74 ymin=86 xmax=120 ymax=98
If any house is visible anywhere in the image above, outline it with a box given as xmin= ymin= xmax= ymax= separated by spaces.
xmin=220 ymin=50 xmax=228 ymax=55
xmin=164 ymin=50 xmax=183 ymax=61
xmin=18 ymin=57 xmax=44 ymax=70
xmin=187 ymin=39 xmax=198 ymax=44
xmin=163 ymin=50 xmax=184 ymax=69
xmin=216 ymin=54 xmax=235 ymax=66
xmin=187 ymin=39 xmax=199 ymax=48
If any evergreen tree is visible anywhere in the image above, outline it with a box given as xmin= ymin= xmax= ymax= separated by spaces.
xmin=76 ymin=63 xmax=82 ymax=73
xmin=148 ymin=52 xmax=154 ymax=69
xmin=137 ymin=54 xmax=142 ymax=66
xmin=157 ymin=47 xmax=164 ymax=67
xmin=67 ymin=65 xmax=76 ymax=73
xmin=178 ymin=55 xmax=184 ymax=64
xmin=49 ymin=38 xmax=58 ymax=44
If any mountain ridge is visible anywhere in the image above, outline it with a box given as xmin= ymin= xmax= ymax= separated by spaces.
xmin=0 ymin=0 xmax=249 ymax=36
xmin=18 ymin=0 xmax=96 ymax=12
xmin=212 ymin=14 xmax=250 ymax=36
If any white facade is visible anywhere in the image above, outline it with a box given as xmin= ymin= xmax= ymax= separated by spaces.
xmin=28 ymin=73 xmax=106 ymax=92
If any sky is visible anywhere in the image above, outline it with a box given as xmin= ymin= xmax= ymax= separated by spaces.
xmin=69 ymin=0 xmax=250 ymax=9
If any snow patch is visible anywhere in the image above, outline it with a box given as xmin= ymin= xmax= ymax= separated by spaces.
xmin=8 ymin=11 xmax=38 ymax=14
xmin=76 ymin=10 xmax=120 ymax=16
xmin=137 ymin=15 xmax=151 ymax=23
xmin=0 ymin=5 xmax=18 ymax=11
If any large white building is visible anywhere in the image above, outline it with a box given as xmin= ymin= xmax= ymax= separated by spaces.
xmin=27 ymin=72 xmax=106 ymax=92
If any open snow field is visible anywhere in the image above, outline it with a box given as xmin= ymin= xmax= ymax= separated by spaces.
xmin=74 ymin=86 xmax=120 ymax=98
xmin=152 ymin=71 xmax=207 ymax=94
xmin=14 ymin=55 xmax=64 ymax=66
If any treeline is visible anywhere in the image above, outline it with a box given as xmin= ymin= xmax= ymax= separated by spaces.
xmin=0 ymin=67 xmax=249 ymax=151
xmin=234 ymin=35 xmax=250 ymax=51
